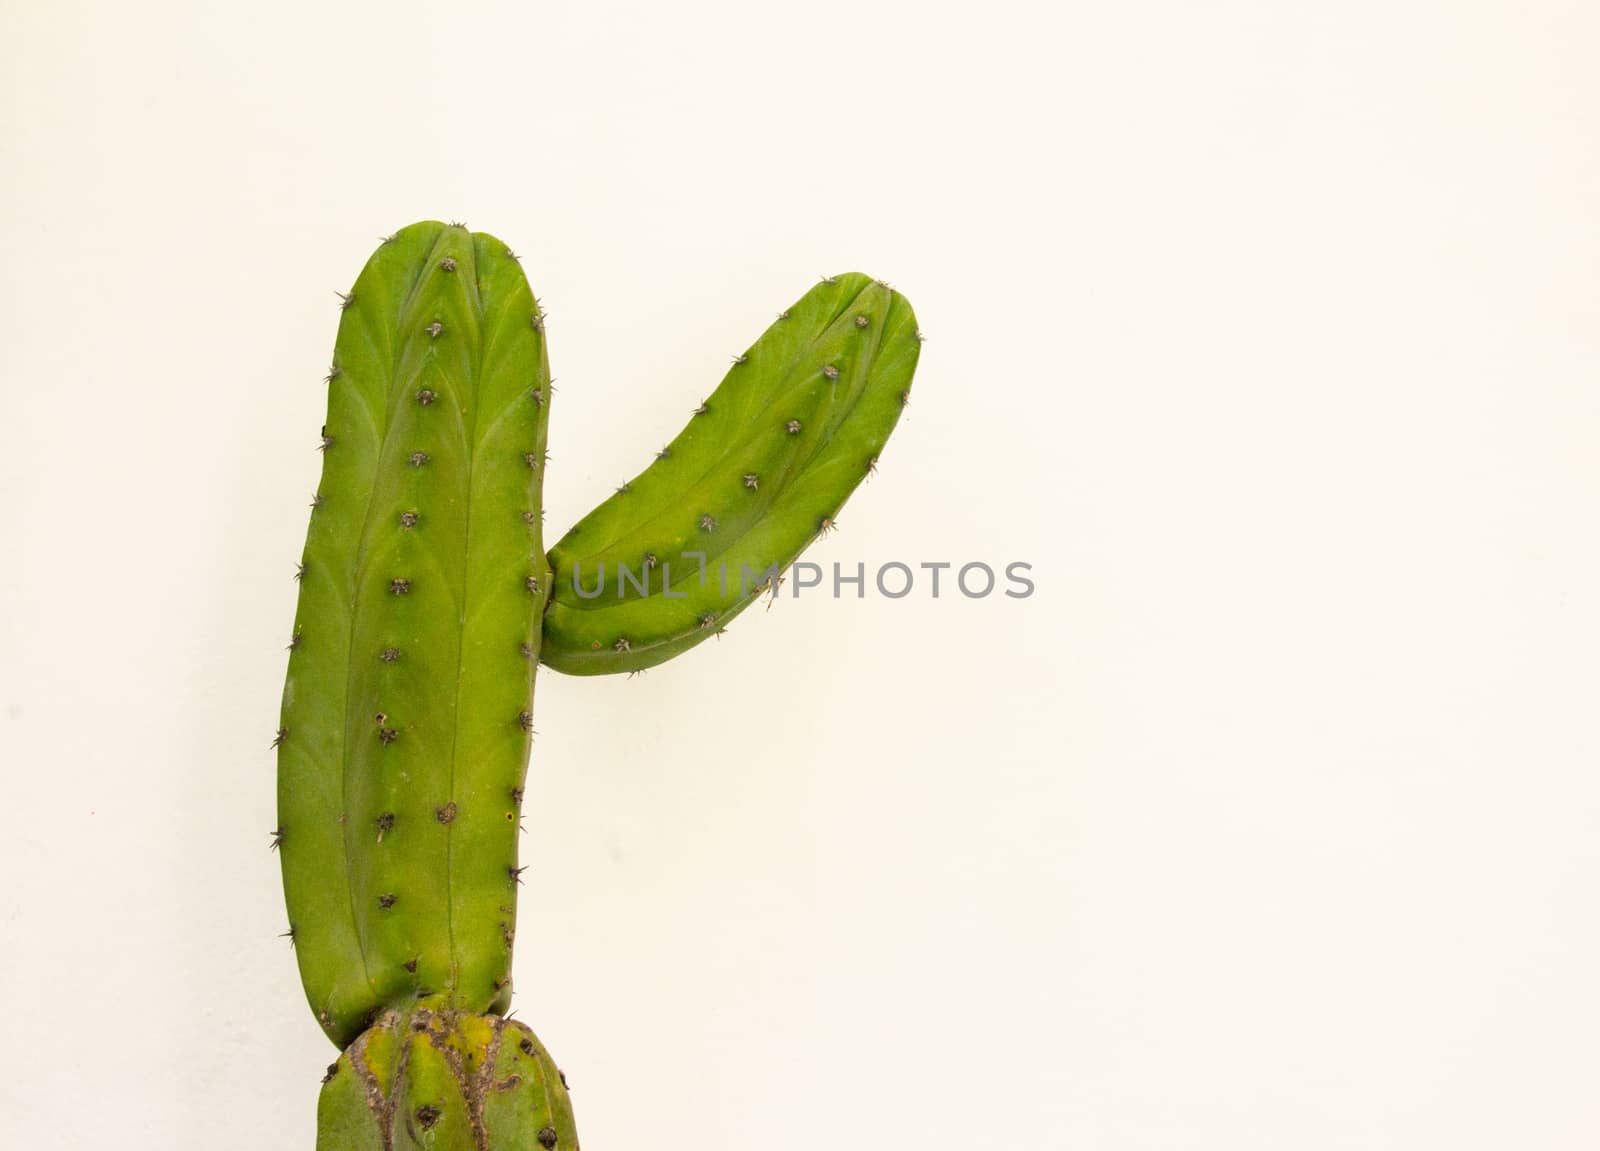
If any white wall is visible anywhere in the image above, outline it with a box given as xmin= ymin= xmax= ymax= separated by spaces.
xmin=2 ymin=2 xmax=1597 ymax=1147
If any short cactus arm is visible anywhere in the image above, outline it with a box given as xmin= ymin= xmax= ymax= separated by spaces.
xmin=540 ymin=273 xmax=920 ymax=675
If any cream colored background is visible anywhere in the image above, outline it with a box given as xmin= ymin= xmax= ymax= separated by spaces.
xmin=3 ymin=1 xmax=1598 ymax=1147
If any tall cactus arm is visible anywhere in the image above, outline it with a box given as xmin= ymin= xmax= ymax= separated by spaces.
xmin=277 ymin=222 xmax=552 ymax=1046
xmin=540 ymin=273 xmax=920 ymax=676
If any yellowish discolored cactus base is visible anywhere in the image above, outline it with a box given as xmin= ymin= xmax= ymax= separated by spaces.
xmin=317 ymin=998 xmax=577 ymax=1150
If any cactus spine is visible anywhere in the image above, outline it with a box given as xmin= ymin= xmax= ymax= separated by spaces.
xmin=279 ymin=224 xmax=921 ymax=1148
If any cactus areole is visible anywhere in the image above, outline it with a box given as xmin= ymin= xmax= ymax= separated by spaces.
xmin=276 ymin=222 xmax=921 ymax=1148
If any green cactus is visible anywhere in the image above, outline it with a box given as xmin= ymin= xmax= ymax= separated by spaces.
xmin=316 ymin=997 xmax=576 ymax=1151
xmin=277 ymin=222 xmax=920 ymax=1147
xmin=542 ymin=272 xmax=921 ymax=675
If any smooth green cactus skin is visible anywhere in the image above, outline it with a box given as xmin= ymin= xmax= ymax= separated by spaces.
xmin=540 ymin=273 xmax=920 ymax=675
xmin=317 ymin=998 xmax=578 ymax=1151
xmin=278 ymin=221 xmax=552 ymax=1047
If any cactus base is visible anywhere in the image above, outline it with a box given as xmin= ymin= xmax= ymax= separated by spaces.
xmin=317 ymin=997 xmax=577 ymax=1150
